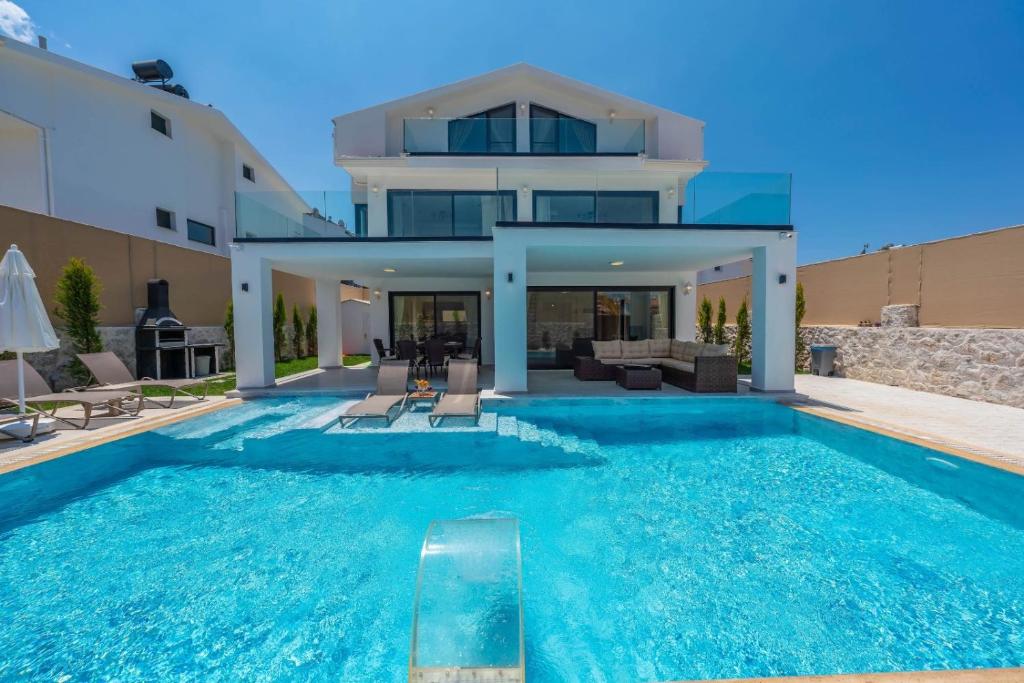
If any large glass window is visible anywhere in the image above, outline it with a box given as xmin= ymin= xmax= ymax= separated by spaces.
xmin=533 ymin=191 xmax=658 ymax=224
xmin=390 ymin=292 xmax=481 ymax=351
xmin=530 ymin=104 xmax=596 ymax=154
xmin=526 ymin=287 xmax=672 ymax=368
xmin=388 ymin=190 xmax=516 ymax=237
xmin=448 ymin=103 xmax=516 ymax=153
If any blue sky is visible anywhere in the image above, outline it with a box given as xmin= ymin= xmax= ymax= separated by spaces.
xmin=5 ymin=0 xmax=1023 ymax=263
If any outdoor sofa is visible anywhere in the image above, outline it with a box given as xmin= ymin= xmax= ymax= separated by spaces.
xmin=573 ymin=339 xmax=737 ymax=393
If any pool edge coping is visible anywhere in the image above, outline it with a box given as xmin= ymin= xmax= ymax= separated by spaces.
xmin=0 ymin=399 xmax=243 ymax=477
xmin=785 ymin=401 xmax=1024 ymax=476
xmin=666 ymin=666 xmax=1024 ymax=683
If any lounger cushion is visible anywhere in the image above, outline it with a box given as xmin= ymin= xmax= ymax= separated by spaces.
xmin=433 ymin=393 xmax=478 ymax=416
xmin=659 ymin=358 xmax=695 ymax=373
xmin=649 ymin=338 xmax=671 ymax=357
xmin=699 ymin=344 xmax=731 ymax=357
xmin=621 ymin=340 xmax=650 ymax=359
xmin=345 ymin=394 xmax=404 ymax=417
xmin=591 ymin=340 xmax=621 ymax=359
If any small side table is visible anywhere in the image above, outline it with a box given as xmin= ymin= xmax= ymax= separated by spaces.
xmin=407 ymin=391 xmax=439 ymax=411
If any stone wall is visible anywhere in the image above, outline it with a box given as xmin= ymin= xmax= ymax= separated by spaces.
xmin=802 ymin=326 xmax=1024 ymax=408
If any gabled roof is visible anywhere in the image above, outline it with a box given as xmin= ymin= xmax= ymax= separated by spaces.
xmin=332 ymin=62 xmax=704 ymax=126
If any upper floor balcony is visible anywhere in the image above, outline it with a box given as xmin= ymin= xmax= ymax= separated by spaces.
xmin=402 ymin=116 xmax=646 ymax=156
xmin=233 ymin=172 xmax=792 ymax=242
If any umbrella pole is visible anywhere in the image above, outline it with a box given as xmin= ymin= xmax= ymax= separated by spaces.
xmin=16 ymin=350 xmax=26 ymax=415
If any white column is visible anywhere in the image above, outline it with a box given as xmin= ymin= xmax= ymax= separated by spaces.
xmin=230 ymin=248 xmax=274 ymax=388
xmin=674 ymin=271 xmax=698 ymax=340
xmin=316 ymin=279 xmax=343 ymax=368
xmin=492 ymin=236 xmax=527 ymax=392
xmin=751 ymin=238 xmax=797 ymax=391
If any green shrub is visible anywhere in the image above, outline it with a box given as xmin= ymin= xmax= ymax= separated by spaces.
xmin=306 ymin=305 xmax=318 ymax=358
xmin=53 ymin=257 xmax=103 ymax=383
xmin=713 ymin=297 xmax=727 ymax=345
xmin=733 ymin=298 xmax=751 ymax=365
xmin=272 ymin=294 xmax=286 ymax=361
xmin=292 ymin=305 xmax=305 ymax=358
xmin=697 ymin=296 xmax=713 ymax=343
xmin=795 ymin=282 xmax=806 ymax=364
xmin=223 ymin=301 xmax=234 ymax=369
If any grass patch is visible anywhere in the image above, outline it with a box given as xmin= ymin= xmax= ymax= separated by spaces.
xmin=137 ymin=357 xmax=319 ymax=397
xmin=343 ymin=354 xmax=371 ymax=367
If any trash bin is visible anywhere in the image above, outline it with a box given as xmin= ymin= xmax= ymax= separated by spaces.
xmin=810 ymin=345 xmax=837 ymax=377
xmin=194 ymin=355 xmax=212 ymax=377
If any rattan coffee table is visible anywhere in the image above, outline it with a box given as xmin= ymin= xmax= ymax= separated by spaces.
xmin=615 ymin=364 xmax=662 ymax=390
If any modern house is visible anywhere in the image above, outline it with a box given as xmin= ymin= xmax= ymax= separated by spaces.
xmin=0 ymin=36 xmax=317 ymax=256
xmin=231 ymin=64 xmax=797 ymax=392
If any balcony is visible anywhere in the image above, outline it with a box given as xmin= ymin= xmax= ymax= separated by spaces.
xmin=233 ymin=173 xmax=792 ymax=242
xmin=402 ymin=117 xmax=645 ymax=155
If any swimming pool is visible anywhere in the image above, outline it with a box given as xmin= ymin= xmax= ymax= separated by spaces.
xmin=1 ymin=397 xmax=1022 ymax=681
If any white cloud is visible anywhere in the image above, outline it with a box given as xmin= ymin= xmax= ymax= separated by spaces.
xmin=0 ymin=0 xmax=37 ymax=43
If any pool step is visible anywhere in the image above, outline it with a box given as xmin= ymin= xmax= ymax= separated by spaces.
xmin=496 ymin=415 xmax=599 ymax=456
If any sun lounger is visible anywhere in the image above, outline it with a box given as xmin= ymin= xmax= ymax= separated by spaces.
xmin=339 ymin=359 xmax=410 ymax=428
xmin=0 ymin=411 xmax=40 ymax=442
xmin=77 ymin=351 xmax=210 ymax=408
xmin=0 ymin=359 xmax=143 ymax=429
xmin=429 ymin=358 xmax=481 ymax=427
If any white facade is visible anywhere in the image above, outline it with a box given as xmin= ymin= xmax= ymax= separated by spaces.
xmin=231 ymin=64 xmax=796 ymax=393
xmin=0 ymin=37 xmax=306 ymax=256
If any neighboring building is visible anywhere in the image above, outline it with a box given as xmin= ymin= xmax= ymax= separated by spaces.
xmin=231 ymin=64 xmax=797 ymax=392
xmin=0 ymin=36 xmax=321 ymax=256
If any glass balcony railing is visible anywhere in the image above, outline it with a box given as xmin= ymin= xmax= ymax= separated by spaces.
xmin=682 ymin=172 xmax=792 ymax=225
xmin=233 ymin=172 xmax=792 ymax=240
xmin=403 ymin=117 xmax=645 ymax=155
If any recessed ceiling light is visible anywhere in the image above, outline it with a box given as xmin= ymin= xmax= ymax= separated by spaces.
xmin=609 ymin=260 xmax=624 ymax=267
xmin=383 ymin=267 xmax=397 ymax=273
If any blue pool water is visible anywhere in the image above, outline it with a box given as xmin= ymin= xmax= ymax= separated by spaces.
xmin=1 ymin=397 xmax=1022 ymax=681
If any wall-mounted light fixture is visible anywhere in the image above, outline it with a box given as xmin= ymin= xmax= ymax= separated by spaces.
xmin=240 ymin=282 xmax=249 ymax=292
xmin=507 ymin=272 xmax=514 ymax=283
xmin=520 ymin=185 xmax=530 ymax=195
xmin=371 ymin=185 xmax=379 ymax=194
xmin=778 ymin=231 xmax=794 ymax=240
xmin=778 ymin=274 xmax=788 ymax=285
xmin=608 ymin=109 xmax=617 ymax=119
xmin=484 ymin=288 xmax=492 ymax=299
xmin=519 ymin=103 xmax=526 ymax=112
xmin=373 ymin=288 xmax=382 ymax=300
xmin=667 ymin=187 xmax=676 ymax=196
xmin=426 ymin=107 xmax=435 ymax=118
xmin=682 ymin=282 xmax=694 ymax=295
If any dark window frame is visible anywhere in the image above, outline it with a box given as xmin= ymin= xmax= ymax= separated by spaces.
xmin=447 ymin=102 xmax=517 ymax=153
xmin=353 ymin=203 xmax=368 ymax=237
xmin=186 ymin=219 xmax=216 ymax=245
xmin=242 ymin=164 xmax=255 ymax=182
xmin=529 ymin=103 xmax=596 ymax=154
xmin=150 ymin=110 xmax=171 ymax=137
xmin=155 ymin=207 xmax=175 ymax=230
xmin=386 ymin=189 xmax=517 ymax=237
xmin=387 ymin=290 xmax=483 ymax=350
xmin=532 ymin=190 xmax=659 ymax=224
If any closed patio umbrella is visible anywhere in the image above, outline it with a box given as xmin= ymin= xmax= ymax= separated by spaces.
xmin=0 ymin=244 xmax=60 ymax=414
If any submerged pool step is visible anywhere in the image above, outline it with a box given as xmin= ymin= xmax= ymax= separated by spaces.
xmin=495 ymin=415 xmax=599 ymax=456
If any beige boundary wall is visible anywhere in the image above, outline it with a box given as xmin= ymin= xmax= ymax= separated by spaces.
xmin=0 ymin=204 xmax=316 ymax=326
xmin=698 ymin=224 xmax=1024 ymax=328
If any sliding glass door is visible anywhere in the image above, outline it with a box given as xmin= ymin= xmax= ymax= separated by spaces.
xmin=389 ymin=292 xmax=481 ymax=350
xmin=526 ymin=287 xmax=673 ymax=369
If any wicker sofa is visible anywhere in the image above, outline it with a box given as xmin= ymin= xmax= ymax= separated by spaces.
xmin=573 ymin=339 xmax=737 ymax=393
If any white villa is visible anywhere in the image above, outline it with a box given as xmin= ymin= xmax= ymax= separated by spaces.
xmin=231 ymin=64 xmax=797 ymax=393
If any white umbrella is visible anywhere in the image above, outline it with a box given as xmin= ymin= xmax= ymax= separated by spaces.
xmin=0 ymin=244 xmax=60 ymax=414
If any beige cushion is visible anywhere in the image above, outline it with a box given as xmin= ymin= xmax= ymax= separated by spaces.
xmin=601 ymin=357 xmax=659 ymax=366
xmin=699 ymin=343 xmax=730 ymax=357
xmin=681 ymin=341 xmax=701 ymax=363
xmin=660 ymin=358 xmax=695 ymax=373
xmin=621 ymin=339 xmax=650 ymax=359
xmin=649 ymin=338 xmax=671 ymax=357
xmin=670 ymin=339 xmax=686 ymax=360
xmin=592 ymin=340 xmax=621 ymax=359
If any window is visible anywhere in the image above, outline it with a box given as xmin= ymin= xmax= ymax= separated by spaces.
xmin=242 ymin=164 xmax=255 ymax=182
xmin=387 ymin=190 xmax=516 ymax=237
xmin=155 ymin=207 xmax=175 ymax=230
xmin=151 ymin=110 xmax=171 ymax=137
xmin=448 ymin=102 xmax=516 ymax=153
xmin=353 ymin=204 xmax=368 ymax=237
xmin=533 ymin=191 xmax=658 ymax=224
xmin=187 ymin=219 xmax=216 ymax=245
xmin=530 ymin=104 xmax=595 ymax=154
xmin=389 ymin=292 xmax=481 ymax=350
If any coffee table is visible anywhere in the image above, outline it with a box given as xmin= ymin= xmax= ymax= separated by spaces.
xmin=407 ymin=391 xmax=439 ymax=410
xmin=615 ymin=364 xmax=662 ymax=390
